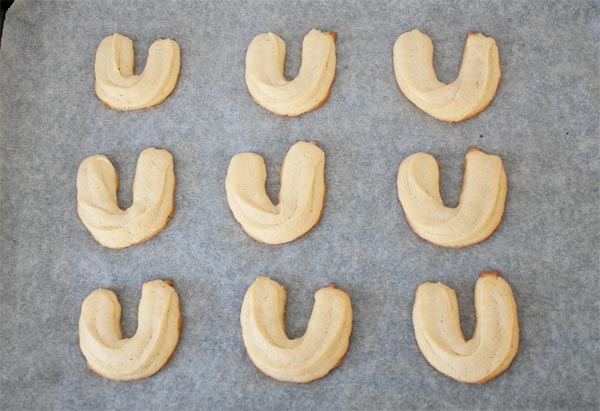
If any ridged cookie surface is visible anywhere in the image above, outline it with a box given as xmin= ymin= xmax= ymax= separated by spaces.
xmin=393 ymin=29 xmax=500 ymax=122
xmin=397 ymin=148 xmax=507 ymax=248
xmin=246 ymin=29 xmax=336 ymax=116
xmin=95 ymin=33 xmax=180 ymax=110
xmin=77 ymin=147 xmax=175 ymax=249
xmin=413 ymin=272 xmax=519 ymax=384
xmin=240 ymin=276 xmax=352 ymax=383
xmin=79 ymin=280 xmax=181 ymax=381
xmin=226 ymin=141 xmax=325 ymax=244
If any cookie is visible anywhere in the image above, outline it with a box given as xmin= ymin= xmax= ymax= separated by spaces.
xmin=77 ymin=147 xmax=175 ymax=249
xmin=95 ymin=33 xmax=180 ymax=110
xmin=225 ymin=141 xmax=325 ymax=244
xmin=245 ymin=29 xmax=336 ymax=116
xmin=393 ymin=29 xmax=501 ymax=122
xmin=79 ymin=279 xmax=181 ymax=381
xmin=397 ymin=148 xmax=507 ymax=248
xmin=413 ymin=272 xmax=519 ymax=384
xmin=240 ymin=276 xmax=353 ymax=383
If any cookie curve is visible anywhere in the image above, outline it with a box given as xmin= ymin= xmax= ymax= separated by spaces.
xmin=225 ymin=141 xmax=326 ymax=245
xmin=240 ymin=276 xmax=353 ymax=383
xmin=245 ymin=29 xmax=336 ymax=116
xmin=398 ymin=148 xmax=507 ymax=247
xmin=78 ymin=279 xmax=182 ymax=381
xmin=76 ymin=147 xmax=175 ymax=249
xmin=393 ymin=29 xmax=501 ymax=122
xmin=412 ymin=271 xmax=519 ymax=384
xmin=397 ymin=147 xmax=507 ymax=248
xmin=94 ymin=33 xmax=181 ymax=110
xmin=234 ymin=191 xmax=327 ymax=245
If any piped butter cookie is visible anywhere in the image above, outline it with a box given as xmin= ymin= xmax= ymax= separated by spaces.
xmin=246 ymin=29 xmax=336 ymax=116
xmin=225 ymin=141 xmax=325 ymax=245
xmin=397 ymin=148 xmax=507 ymax=248
xmin=393 ymin=29 xmax=500 ymax=122
xmin=240 ymin=276 xmax=353 ymax=383
xmin=79 ymin=279 xmax=181 ymax=381
xmin=77 ymin=147 xmax=175 ymax=249
xmin=413 ymin=272 xmax=519 ymax=384
xmin=95 ymin=33 xmax=180 ymax=110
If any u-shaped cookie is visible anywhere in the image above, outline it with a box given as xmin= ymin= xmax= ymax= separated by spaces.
xmin=79 ymin=279 xmax=181 ymax=381
xmin=225 ymin=141 xmax=325 ymax=244
xmin=397 ymin=148 xmax=507 ymax=248
xmin=240 ymin=276 xmax=353 ymax=382
xmin=95 ymin=33 xmax=180 ymax=110
xmin=245 ymin=29 xmax=336 ymax=116
xmin=77 ymin=147 xmax=175 ymax=249
xmin=413 ymin=272 xmax=519 ymax=384
xmin=393 ymin=29 xmax=501 ymax=122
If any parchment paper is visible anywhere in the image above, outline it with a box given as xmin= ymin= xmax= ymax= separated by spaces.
xmin=1 ymin=0 xmax=598 ymax=409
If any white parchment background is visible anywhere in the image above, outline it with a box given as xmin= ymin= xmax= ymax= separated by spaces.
xmin=0 ymin=0 xmax=598 ymax=409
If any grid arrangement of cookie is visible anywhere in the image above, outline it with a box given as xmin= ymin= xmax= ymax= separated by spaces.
xmin=77 ymin=28 xmax=519 ymax=384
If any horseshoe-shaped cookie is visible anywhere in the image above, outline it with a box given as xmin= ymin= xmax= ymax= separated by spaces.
xmin=240 ymin=276 xmax=353 ymax=383
xmin=393 ymin=29 xmax=501 ymax=122
xmin=225 ymin=141 xmax=325 ymax=244
xmin=95 ymin=33 xmax=180 ymax=110
xmin=413 ymin=272 xmax=519 ymax=384
xmin=77 ymin=147 xmax=175 ymax=249
xmin=397 ymin=148 xmax=507 ymax=248
xmin=245 ymin=29 xmax=336 ymax=116
xmin=79 ymin=279 xmax=181 ymax=381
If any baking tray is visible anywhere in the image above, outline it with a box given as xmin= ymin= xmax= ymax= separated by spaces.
xmin=0 ymin=0 xmax=598 ymax=409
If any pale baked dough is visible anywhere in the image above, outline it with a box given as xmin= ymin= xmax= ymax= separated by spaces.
xmin=77 ymin=147 xmax=175 ymax=249
xmin=95 ymin=33 xmax=180 ymax=110
xmin=393 ymin=29 xmax=501 ymax=122
xmin=397 ymin=148 xmax=507 ymax=248
xmin=245 ymin=29 xmax=336 ymax=116
xmin=225 ymin=141 xmax=325 ymax=244
xmin=240 ymin=276 xmax=352 ymax=383
xmin=79 ymin=279 xmax=181 ymax=381
xmin=413 ymin=272 xmax=519 ymax=384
